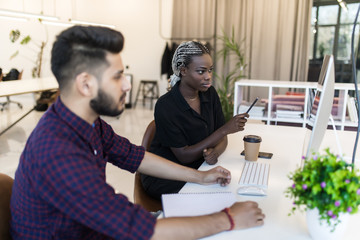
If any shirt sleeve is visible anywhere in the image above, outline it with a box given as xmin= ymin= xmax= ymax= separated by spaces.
xmin=31 ymin=135 xmax=155 ymax=240
xmin=97 ymin=118 xmax=145 ymax=173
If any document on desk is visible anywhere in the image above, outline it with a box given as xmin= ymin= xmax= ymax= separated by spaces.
xmin=161 ymin=192 xmax=236 ymax=218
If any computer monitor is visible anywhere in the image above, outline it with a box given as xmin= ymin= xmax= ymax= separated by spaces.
xmin=303 ymin=55 xmax=335 ymax=159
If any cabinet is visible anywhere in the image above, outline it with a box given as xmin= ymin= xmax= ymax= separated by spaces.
xmin=233 ymin=79 xmax=357 ymax=130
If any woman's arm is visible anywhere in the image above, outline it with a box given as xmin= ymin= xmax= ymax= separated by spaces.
xmin=203 ymin=136 xmax=228 ymax=165
xmin=171 ymin=113 xmax=248 ymax=164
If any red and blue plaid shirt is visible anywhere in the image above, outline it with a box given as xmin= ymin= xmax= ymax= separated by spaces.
xmin=10 ymin=97 xmax=156 ymax=239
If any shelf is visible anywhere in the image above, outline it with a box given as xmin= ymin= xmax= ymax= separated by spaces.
xmin=234 ymin=79 xmax=356 ymax=130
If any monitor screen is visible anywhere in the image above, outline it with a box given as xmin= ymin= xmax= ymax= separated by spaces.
xmin=303 ymin=55 xmax=335 ymax=159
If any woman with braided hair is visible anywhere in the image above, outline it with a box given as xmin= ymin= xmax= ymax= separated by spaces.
xmin=141 ymin=41 xmax=249 ymax=200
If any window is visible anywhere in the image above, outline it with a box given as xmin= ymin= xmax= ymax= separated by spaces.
xmin=309 ymin=1 xmax=360 ymax=83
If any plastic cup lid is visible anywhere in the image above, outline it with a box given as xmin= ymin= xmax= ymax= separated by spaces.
xmin=243 ymin=135 xmax=262 ymax=143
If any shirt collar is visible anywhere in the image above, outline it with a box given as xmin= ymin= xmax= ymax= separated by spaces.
xmin=54 ymin=97 xmax=98 ymax=143
xmin=170 ymin=81 xmax=210 ymax=112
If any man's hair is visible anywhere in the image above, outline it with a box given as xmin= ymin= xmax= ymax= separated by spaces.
xmin=51 ymin=26 xmax=124 ymax=89
xmin=169 ymin=41 xmax=210 ymax=87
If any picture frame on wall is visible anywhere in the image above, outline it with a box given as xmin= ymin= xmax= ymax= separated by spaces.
xmin=125 ymin=73 xmax=132 ymax=108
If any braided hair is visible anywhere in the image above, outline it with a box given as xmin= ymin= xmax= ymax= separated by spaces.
xmin=169 ymin=41 xmax=210 ymax=87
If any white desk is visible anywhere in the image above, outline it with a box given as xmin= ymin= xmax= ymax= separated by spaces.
xmin=0 ymin=77 xmax=59 ymax=136
xmin=0 ymin=77 xmax=58 ymax=97
xmin=180 ymin=123 xmax=360 ymax=240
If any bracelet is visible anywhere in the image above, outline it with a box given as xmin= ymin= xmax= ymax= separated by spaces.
xmin=222 ymin=207 xmax=234 ymax=231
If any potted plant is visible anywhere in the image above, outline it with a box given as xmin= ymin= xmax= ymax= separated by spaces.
xmin=215 ymin=27 xmax=247 ymax=122
xmin=285 ymin=148 xmax=360 ymax=239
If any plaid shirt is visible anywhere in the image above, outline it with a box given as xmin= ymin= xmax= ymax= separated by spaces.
xmin=10 ymin=98 xmax=156 ymax=239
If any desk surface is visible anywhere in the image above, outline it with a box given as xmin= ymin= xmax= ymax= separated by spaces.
xmin=180 ymin=123 xmax=360 ymax=240
xmin=0 ymin=77 xmax=58 ymax=97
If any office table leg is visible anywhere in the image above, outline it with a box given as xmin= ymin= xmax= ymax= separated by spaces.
xmin=0 ymin=107 xmax=35 ymax=136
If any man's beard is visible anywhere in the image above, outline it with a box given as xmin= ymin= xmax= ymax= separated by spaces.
xmin=90 ymin=88 xmax=124 ymax=117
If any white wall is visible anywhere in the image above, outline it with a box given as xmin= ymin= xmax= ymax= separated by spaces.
xmin=0 ymin=0 xmax=173 ymax=101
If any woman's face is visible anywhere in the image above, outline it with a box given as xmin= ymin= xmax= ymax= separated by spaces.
xmin=181 ymin=54 xmax=213 ymax=92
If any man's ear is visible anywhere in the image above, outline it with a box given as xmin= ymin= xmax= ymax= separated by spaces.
xmin=74 ymin=72 xmax=96 ymax=97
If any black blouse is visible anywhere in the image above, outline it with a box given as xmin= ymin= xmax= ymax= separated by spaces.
xmin=141 ymin=81 xmax=225 ymax=199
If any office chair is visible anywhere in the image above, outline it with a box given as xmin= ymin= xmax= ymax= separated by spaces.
xmin=0 ymin=173 xmax=14 ymax=240
xmin=133 ymin=120 xmax=162 ymax=212
xmin=0 ymin=69 xmax=24 ymax=111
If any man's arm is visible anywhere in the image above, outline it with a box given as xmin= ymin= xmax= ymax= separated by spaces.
xmin=137 ymin=151 xmax=231 ymax=186
xmin=151 ymin=201 xmax=265 ymax=240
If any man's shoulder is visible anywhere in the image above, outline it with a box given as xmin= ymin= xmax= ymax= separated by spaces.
xmin=30 ymin=109 xmax=73 ymax=149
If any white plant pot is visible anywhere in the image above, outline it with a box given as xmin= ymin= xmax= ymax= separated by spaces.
xmin=306 ymin=208 xmax=349 ymax=240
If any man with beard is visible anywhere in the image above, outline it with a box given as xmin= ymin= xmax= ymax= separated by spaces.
xmin=10 ymin=26 xmax=265 ymax=240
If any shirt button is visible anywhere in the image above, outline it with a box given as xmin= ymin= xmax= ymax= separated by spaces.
xmin=94 ymin=150 xmax=97 ymax=155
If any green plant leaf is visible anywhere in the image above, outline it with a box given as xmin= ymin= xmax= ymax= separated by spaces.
xmin=9 ymin=29 xmax=20 ymax=43
xmin=20 ymin=36 xmax=31 ymax=45
xmin=9 ymin=50 xmax=19 ymax=60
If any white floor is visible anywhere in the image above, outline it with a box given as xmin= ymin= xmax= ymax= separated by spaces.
xmin=0 ymin=94 xmax=155 ymax=202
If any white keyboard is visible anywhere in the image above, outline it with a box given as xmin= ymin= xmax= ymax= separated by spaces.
xmin=237 ymin=161 xmax=270 ymax=196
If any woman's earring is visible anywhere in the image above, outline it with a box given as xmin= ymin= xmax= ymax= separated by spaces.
xmin=167 ymin=78 xmax=171 ymax=91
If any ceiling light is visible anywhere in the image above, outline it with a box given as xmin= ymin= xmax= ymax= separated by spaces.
xmin=0 ymin=15 xmax=28 ymax=22
xmin=70 ymin=19 xmax=115 ymax=29
xmin=0 ymin=9 xmax=59 ymax=21
xmin=42 ymin=20 xmax=74 ymax=27
xmin=339 ymin=1 xmax=348 ymax=12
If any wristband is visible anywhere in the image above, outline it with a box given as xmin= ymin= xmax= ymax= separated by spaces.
xmin=222 ymin=207 xmax=234 ymax=231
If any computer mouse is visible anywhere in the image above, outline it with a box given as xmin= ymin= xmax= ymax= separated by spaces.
xmin=237 ymin=186 xmax=267 ymax=196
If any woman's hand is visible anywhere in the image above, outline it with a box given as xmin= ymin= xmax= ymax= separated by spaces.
xmin=199 ymin=166 xmax=231 ymax=186
xmin=203 ymin=148 xmax=219 ymax=165
xmin=223 ymin=113 xmax=249 ymax=135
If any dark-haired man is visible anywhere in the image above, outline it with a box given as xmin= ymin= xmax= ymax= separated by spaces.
xmin=10 ymin=26 xmax=264 ymax=239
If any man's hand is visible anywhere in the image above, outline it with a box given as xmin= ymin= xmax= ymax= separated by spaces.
xmin=229 ymin=201 xmax=265 ymax=229
xmin=199 ymin=166 xmax=231 ymax=186
xmin=203 ymin=148 xmax=219 ymax=165
xmin=223 ymin=113 xmax=249 ymax=135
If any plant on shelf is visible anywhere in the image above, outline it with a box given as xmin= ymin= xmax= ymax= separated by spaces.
xmin=285 ymin=148 xmax=360 ymax=232
xmin=215 ymin=27 xmax=247 ymax=122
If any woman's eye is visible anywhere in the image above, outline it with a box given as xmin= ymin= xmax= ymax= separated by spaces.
xmin=197 ymin=70 xmax=204 ymax=74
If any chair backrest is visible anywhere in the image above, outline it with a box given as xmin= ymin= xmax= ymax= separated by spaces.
xmin=0 ymin=173 xmax=14 ymax=240
xmin=17 ymin=70 xmax=23 ymax=80
xmin=141 ymin=120 xmax=156 ymax=150
xmin=133 ymin=120 xmax=162 ymax=212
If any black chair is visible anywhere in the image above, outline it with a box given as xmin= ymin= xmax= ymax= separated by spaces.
xmin=133 ymin=80 xmax=159 ymax=110
xmin=0 ymin=69 xmax=23 ymax=111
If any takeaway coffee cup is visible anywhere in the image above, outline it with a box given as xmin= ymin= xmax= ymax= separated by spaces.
xmin=243 ymin=135 xmax=262 ymax=161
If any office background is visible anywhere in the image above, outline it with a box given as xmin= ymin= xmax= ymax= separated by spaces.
xmin=0 ymin=0 xmax=359 ymax=202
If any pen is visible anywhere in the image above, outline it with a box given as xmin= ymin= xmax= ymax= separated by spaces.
xmin=246 ymin=97 xmax=259 ymax=114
